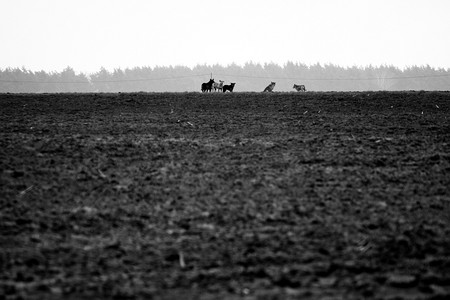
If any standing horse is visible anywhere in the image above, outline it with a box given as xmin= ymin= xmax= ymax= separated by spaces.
xmin=213 ymin=80 xmax=224 ymax=92
xmin=201 ymin=79 xmax=215 ymax=92
xmin=222 ymin=83 xmax=236 ymax=93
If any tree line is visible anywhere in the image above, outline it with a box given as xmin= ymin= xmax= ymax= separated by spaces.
xmin=1 ymin=62 xmax=449 ymax=93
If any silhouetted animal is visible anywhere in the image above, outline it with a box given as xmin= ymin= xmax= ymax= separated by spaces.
xmin=263 ymin=82 xmax=276 ymax=92
xmin=201 ymin=79 xmax=215 ymax=92
xmin=222 ymin=83 xmax=235 ymax=93
xmin=213 ymin=80 xmax=224 ymax=92
xmin=293 ymin=84 xmax=306 ymax=92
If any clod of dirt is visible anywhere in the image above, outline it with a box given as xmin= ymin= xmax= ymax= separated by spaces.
xmin=387 ymin=274 xmax=418 ymax=288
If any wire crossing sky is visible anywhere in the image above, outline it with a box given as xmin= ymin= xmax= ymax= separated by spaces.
xmin=1 ymin=0 xmax=449 ymax=73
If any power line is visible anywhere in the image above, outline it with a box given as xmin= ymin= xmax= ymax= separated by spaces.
xmin=0 ymin=74 xmax=210 ymax=84
xmin=1 ymin=72 xmax=449 ymax=84
xmin=214 ymin=73 xmax=450 ymax=81
xmin=91 ymin=73 xmax=210 ymax=83
xmin=0 ymin=79 xmax=90 ymax=84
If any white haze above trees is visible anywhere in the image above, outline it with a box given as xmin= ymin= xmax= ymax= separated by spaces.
xmin=1 ymin=0 xmax=450 ymax=73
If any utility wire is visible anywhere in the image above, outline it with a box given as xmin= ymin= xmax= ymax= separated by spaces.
xmin=214 ymin=73 xmax=450 ymax=81
xmin=0 ymin=74 xmax=210 ymax=84
xmin=1 ymin=72 xmax=449 ymax=84
xmin=90 ymin=73 xmax=210 ymax=83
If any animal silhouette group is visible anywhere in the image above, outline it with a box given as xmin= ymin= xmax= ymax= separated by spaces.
xmin=263 ymin=82 xmax=307 ymax=92
xmin=201 ymin=79 xmax=235 ymax=93
xmin=201 ymin=80 xmax=306 ymax=93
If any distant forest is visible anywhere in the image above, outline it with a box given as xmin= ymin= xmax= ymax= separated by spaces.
xmin=1 ymin=62 xmax=449 ymax=93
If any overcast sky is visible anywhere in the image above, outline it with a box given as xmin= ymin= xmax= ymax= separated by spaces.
xmin=1 ymin=0 xmax=449 ymax=73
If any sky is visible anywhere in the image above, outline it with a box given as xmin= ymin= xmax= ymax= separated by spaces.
xmin=1 ymin=0 xmax=450 ymax=73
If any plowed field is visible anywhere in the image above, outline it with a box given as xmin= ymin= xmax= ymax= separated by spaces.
xmin=1 ymin=91 xmax=450 ymax=299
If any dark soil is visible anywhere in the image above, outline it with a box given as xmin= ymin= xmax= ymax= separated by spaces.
xmin=1 ymin=91 xmax=450 ymax=300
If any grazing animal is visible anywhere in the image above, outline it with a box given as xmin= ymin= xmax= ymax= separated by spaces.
xmin=213 ymin=80 xmax=224 ymax=92
xmin=222 ymin=83 xmax=236 ymax=93
xmin=263 ymin=82 xmax=276 ymax=92
xmin=293 ymin=84 xmax=306 ymax=92
xmin=201 ymin=79 xmax=215 ymax=92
